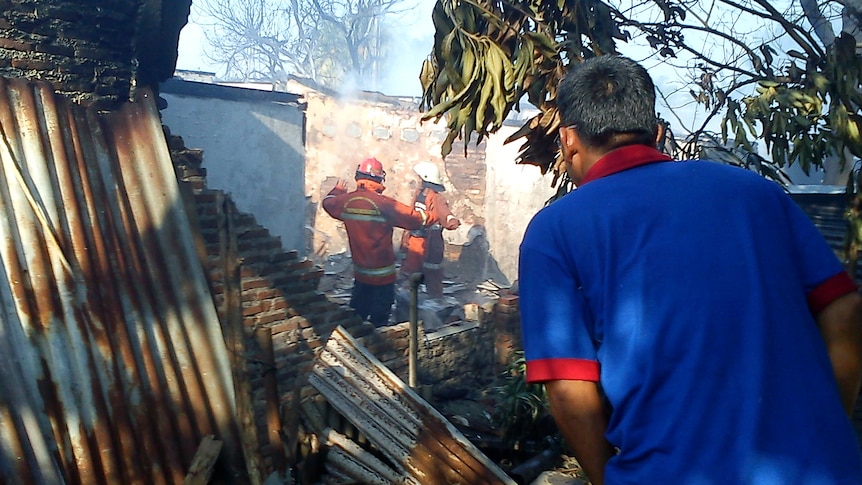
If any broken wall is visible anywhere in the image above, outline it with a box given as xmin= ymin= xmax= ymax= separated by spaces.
xmin=170 ymin=134 xmax=526 ymax=479
xmin=301 ymin=90 xmax=480 ymax=259
xmin=0 ymin=0 xmax=190 ymax=107
xmin=160 ymin=79 xmax=307 ymax=253
xmin=164 ymin=77 xmax=556 ymax=284
xmin=301 ymin=86 xmax=554 ymax=284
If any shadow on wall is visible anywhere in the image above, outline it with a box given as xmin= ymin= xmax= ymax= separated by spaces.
xmin=158 ymin=79 xmax=306 ymax=254
xmin=449 ymin=225 xmax=510 ymax=288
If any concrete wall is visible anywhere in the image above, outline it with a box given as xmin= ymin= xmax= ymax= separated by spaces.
xmin=162 ymin=78 xmax=557 ymax=284
xmin=160 ymin=79 xmax=307 ymax=252
xmin=300 ymin=89 xmax=477 ymax=259
xmin=300 ymin=86 xmax=556 ymax=284
xmin=484 ymin=125 xmax=557 ymax=282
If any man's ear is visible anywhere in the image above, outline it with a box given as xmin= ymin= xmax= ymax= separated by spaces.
xmin=654 ymin=122 xmax=666 ymax=147
xmin=559 ymin=126 xmax=581 ymax=160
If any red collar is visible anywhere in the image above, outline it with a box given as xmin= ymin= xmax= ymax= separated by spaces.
xmin=579 ymin=145 xmax=674 ymax=186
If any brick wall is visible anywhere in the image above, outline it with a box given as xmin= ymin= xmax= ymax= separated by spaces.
xmin=446 ymin=138 xmax=487 ymax=229
xmin=0 ymin=0 xmax=189 ymax=107
xmin=416 ymin=295 xmax=521 ymax=393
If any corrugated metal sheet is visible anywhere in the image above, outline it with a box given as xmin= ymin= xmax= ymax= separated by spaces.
xmin=307 ymin=326 xmax=517 ymax=485
xmin=0 ymin=76 xmax=241 ymax=484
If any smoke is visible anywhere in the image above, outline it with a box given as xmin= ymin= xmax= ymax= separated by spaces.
xmin=376 ymin=0 xmax=436 ymax=97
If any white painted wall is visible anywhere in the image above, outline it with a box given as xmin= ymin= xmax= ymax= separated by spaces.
xmin=484 ymin=125 xmax=557 ymax=283
xmin=159 ymin=80 xmax=307 ymax=253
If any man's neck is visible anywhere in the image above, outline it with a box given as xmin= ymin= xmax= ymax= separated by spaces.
xmin=357 ymin=179 xmax=385 ymax=193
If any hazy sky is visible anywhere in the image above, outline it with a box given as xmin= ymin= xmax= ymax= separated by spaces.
xmin=173 ymin=2 xmax=827 ymax=183
xmin=175 ymin=0 xmax=438 ymax=97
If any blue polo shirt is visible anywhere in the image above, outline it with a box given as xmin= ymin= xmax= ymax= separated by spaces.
xmin=519 ymin=145 xmax=862 ymax=484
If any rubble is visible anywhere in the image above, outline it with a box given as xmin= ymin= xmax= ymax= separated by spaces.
xmin=317 ymin=253 xmax=514 ymax=333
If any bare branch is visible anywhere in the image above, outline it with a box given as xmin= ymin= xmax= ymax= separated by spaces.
xmin=196 ymin=0 xmax=408 ymax=87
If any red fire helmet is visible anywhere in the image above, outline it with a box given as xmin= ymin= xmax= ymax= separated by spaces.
xmin=356 ymin=157 xmax=386 ymax=180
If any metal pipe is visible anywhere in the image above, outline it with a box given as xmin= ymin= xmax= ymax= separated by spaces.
xmin=408 ymin=272 xmax=424 ymax=389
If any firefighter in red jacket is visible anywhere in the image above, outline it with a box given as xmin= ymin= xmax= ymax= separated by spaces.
xmin=400 ymin=161 xmax=461 ymax=299
xmin=322 ymin=157 xmax=428 ymax=326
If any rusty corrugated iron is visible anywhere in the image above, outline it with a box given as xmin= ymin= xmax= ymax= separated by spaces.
xmin=308 ymin=326 xmax=517 ymax=485
xmin=0 ymin=76 xmax=241 ymax=484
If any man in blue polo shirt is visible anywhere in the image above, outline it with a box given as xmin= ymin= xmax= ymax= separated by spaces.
xmin=519 ymin=55 xmax=862 ymax=484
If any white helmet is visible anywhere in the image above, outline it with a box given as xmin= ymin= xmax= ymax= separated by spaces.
xmin=413 ymin=161 xmax=443 ymax=186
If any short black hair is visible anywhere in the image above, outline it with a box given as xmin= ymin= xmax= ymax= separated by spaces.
xmin=557 ymin=55 xmax=658 ymax=149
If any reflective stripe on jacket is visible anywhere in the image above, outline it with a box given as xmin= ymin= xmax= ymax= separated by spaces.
xmin=323 ymin=179 xmax=426 ymax=285
xmin=401 ymin=188 xmax=459 ymax=274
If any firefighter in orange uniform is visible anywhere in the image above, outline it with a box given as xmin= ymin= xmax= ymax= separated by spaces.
xmin=400 ymin=162 xmax=461 ymax=299
xmin=322 ymin=157 xmax=428 ymax=326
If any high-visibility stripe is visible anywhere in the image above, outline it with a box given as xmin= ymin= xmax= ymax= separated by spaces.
xmin=342 ymin=195 xmax=385 ymax=222
xmin=346 ymin=195 xmax=381 ymax=211
xmin=423 ymin=261 xmax=442 ymax=270
xmin=345 ymin=207 xmax=381 ymax=216
xmin=342 ymin=212 xmax=387 ymax=223
xmin=355 ymin=264 xmax=396 ymax=277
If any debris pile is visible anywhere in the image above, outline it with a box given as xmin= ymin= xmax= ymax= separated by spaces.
xmin=316 ymin=253 xmax=514 ymax=332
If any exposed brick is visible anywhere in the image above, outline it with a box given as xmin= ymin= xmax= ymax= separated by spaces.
xmin=282 ymin=290 xmax=323 ymax=307
xmin=284 ymin=259 xmax=314 ymax=272
xmin=35 ymin=42 xmax=74 ymax=56
xmin=247 ymin=288 xmax=278 ymax=300
xmin=11 ymin=58 xmax=54 ymax=71
xmin=300 ymin=268 xmax=325 ymax=281
xmin=306 ymin=338 xmax=323 ymax=350
xmin=238 ymin=227 xmax=270 ymax=240
xmin=239 ymin=252 xmax=275 ymax=266
xmin=270 ymin=319 xmax=301 ymax=335
xmin=0 ymin=38 xmax=32 ymax=51
xmin=242 ymin=301 xmax=266 ymax=317
xmin=241 ymin=277 xmax=270 ymax=291
xmin=165 ymin=117 xmax=525 ymax=478
xmin=61 ymin=61 xmax=97 ymax=76
xmin=269 ymin=298 xmax=289 ymax=312
xmin=255 ymin=311 xmax=288 ymax=326
xmin=274 ymin=276 xmax=316 ymax=293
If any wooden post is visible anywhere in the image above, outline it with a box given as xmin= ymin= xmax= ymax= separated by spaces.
xmin=256 ymin=327 xmax=287 ymax=472
xmin=184 ymin=435 xmax=223 ymax=485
